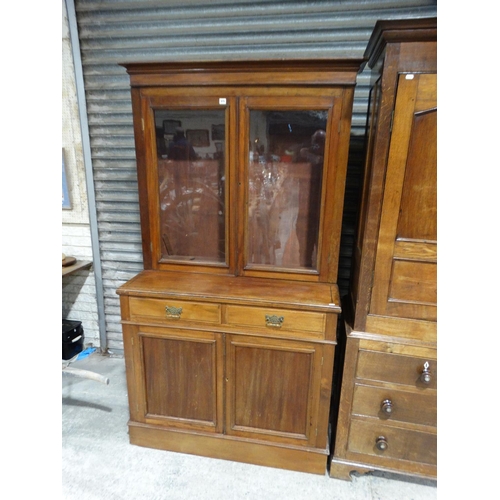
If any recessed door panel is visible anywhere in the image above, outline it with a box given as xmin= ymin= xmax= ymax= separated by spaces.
xmin=370 ymin=73 xmax=437 ymax=322
xmin=140 ymin=329 xmax=223 ymax=432
xmin=225 ymin=335 xmax=322 ymax=446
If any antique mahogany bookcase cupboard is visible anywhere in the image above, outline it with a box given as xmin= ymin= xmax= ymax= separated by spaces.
xmin=116 ymin=58 xmax=364 ymax=474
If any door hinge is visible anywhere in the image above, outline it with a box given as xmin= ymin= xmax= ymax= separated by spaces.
xmin=141 ymin=118 xmax=145 ymax=131
xmin=389 ymin=110 xmax=394 ymax=132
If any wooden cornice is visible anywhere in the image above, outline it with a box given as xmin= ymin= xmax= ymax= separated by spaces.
xmin=364 ymin=17 xmax=437 ymax=68
xmin=120 ymin=58 xmax=365 ymax=87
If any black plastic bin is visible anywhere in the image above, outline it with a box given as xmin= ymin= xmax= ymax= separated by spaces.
xmin=62 ymin=320 xmax=84 ymax=360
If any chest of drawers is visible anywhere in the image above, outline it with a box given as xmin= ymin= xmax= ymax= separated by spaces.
xmin=331 ymin=330 xmax=437 ymax=479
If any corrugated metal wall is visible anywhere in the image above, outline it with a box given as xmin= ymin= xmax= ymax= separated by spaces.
xmin=72 ymin=0 xmax=437 ymax=353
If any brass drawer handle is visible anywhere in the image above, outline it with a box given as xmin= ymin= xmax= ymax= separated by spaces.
xmin=420 ymin=361 xmax=432 ymax=384
xmin=375 ymin=436 xmax=388 ymax=451
xmin=381 ymin=399 xmax=393 ymax=415
xmin=265 ymin=315 xmax=284 ymax=328
xmin=165 ymin=306 xmax=182 ymax=319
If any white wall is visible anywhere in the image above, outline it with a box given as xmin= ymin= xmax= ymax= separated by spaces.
xmin=62 ymin=0 xmax=100 ymax=347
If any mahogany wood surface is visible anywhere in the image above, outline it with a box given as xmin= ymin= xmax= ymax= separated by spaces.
xmin=330 ymin=18 xmax=437 ymax=481
xmin=129 ymin=296 xmax=222 ymax=324
xmin=356 ymin=350 xmax=437 ymax=390
xmin=370 ymin=72 xmax=437 ymax=324
xmin=142 ymin=335 xmax=218 ymax=425
xmin=225 ymin=335 xmax=322 ymax=447
xmin=124 ymin=59 xmax=361 ymax=282
xmin=347 ymin=419 xmax=437 ymax=466
xmin=118 ymin=270 xmax=341 ymax=313
xmin=225 ymin=304 xmax=326 ymax=336
xmin=128 ymin=422 xmax=329 ymax=475
xmin=118 ymin=57 xmax=363 ymax=474
xmin=122 ymin=59 xmax=363 ymax=88
xmin=351 ymin=383 xmax=437 ymax=428
xmin=120 ymin=284 xmax=338 ymax=473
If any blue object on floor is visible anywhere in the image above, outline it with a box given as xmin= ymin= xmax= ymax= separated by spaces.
xmin=76 ymin=347 xmax=96 ymax=361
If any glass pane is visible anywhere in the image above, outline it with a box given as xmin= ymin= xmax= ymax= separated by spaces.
xmin=247 ymin=110 xmax=327 ymax=270
xmin=154 ymin=109 xmax=226 ymax=263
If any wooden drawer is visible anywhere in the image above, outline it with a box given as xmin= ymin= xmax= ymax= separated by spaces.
xmin=348 ymin=419 xmax=437 ymax=466
xmin=356 ymin=350 xmax=437 ymax=389
xmin=128 ymin=297 xmax=221 ymax=325
xmin=352 ymin=383 xmax=436 ymax=427
xmin=225 ymin=304 xmax=326 ymax=338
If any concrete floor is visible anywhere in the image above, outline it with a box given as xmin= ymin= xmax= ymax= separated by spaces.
xmin=62 ymin=352 xmax=437 ymax=500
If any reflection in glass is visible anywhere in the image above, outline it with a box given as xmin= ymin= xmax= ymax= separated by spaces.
xmin=154 ymin=109 xmax=226 ymax=263
xmin=247 ymin=110 xmax=327 ymax=270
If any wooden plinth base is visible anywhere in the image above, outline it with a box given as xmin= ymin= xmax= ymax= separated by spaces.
xmin=129 ymin=421 xmax=328 ymax=475
xmin=329 ymin=456 xmax=437 ymax=482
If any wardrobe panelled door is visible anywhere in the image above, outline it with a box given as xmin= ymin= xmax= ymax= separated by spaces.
xmin=329 ymin=18 xmax=438 ymax=481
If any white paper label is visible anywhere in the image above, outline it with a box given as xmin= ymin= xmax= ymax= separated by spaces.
xmin=405 ymin=74 xmax=415 ymax=80
xmin=219 ymin=98 xmax=227 ymax=105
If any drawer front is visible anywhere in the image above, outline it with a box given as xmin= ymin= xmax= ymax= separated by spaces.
xmin=128 ymin=297 xmax=221 ymax=324
xmin=348 ymin=419 xmax=437 ymax=466
xmin=352 ymin=383 xmax=436 ymax=427
xmin=357 ymin=350 xmax=437 ymax=389
xmin=225 ymin=305 xmax=326 ymax=337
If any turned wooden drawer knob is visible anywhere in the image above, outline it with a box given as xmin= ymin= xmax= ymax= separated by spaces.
xmin=381 ymin=399 xmax=393 ymax=415
xmin=420 ymin=361 xmax=432 ymax=384
xmin=375 ymin=436 xmax=388 ymax=451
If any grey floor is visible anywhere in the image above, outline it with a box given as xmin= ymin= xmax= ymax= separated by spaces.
xmin=62 ymin=352 xmax=437 ymax=500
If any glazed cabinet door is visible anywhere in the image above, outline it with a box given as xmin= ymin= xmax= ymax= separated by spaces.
xmin=224 ymin=334 xmax=326 ymax=447
xmin=124 ymin=324 xmax=224 ymax=433
xmin=132 ymin=89 xmax=237 ymax=273
xmin=370 ymin=73 xmax=437 ymax=323
xmin=238 ymin=93 xmax=349 ymax=283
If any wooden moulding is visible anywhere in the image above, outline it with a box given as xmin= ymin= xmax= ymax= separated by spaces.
xmin=129 ymin=422 xmax=328 ymax=475
xmin=329 ymin=456 xmax=436 ymax=482
xmin=363 ymin=17 xmax=437 ymax=68
xmin=117 ymin=270 xmax=341 ymax=314
xmin=121 ymin=59 xmax=365 ymax=88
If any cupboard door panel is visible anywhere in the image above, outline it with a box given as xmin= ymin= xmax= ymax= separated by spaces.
xmin=225 ymin=335 xmax=322 ymax=446
xmin=396 ymin=110 xmax=437 ymax=240
xmin=389 ymin=260 xmax=436 ymax=305
xmin=140 ymin=329 xmax=223 ymax=432
xmin=370 ymin=73 xmax=437 ymax=323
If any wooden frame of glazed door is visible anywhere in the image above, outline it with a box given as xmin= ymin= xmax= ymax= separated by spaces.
xmin=131 ymin=87 xmax=238 ymax=275
xmin=237 ymin=92 xmax=349 ymax=283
